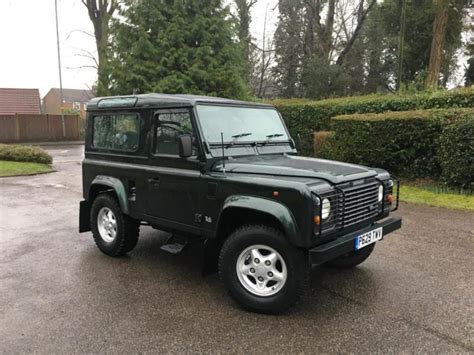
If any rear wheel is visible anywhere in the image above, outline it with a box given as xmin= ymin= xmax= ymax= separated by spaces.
xmin=90 ymin=194 xmax=139 ymax=257
xmin=218 ymin=225 xmax=307 ymax=314
xmin=325 ymin=243 xmax=375 ymax=269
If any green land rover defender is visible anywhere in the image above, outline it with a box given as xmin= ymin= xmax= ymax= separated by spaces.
xmin=79 ymin=94 xmax=401 ymax=314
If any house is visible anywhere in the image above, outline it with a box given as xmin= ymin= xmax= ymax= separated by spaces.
xmin=0 ymin=88 xmax=42 ymax=115
xmin=42 ymin=88 xmax=94 ymax=118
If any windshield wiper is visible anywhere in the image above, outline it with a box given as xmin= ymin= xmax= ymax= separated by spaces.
xmin=266 ymin=133 xmax=284 ymax=139
xmin=226 ymin=132 xmax=252 ymax=147
xmin=232 ymin=132 xmax=252 ymax=139
xmin=259 ymin=133 xmax=286 ymax=146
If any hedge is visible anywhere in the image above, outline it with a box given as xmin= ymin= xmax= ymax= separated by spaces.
xmin=319 ymin=108 xmax=474 ymax=187
xmin=438 ymin=117 xmax=474 ymax=190
xmin=270 ymin=87 xmax=474 ymax=154
xmin=0 ymin=144 xmax=53 ymax=165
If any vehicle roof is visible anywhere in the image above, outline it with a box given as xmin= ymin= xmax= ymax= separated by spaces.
xmin=86 ymin=93 xmax=273 ymax=111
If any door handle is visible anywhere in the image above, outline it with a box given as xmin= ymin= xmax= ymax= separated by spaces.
xmin=148 ymin=177 xmax=160 ymax=186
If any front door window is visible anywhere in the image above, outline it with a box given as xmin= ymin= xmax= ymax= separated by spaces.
xmin=155 ymin=111 xmax=196 ymax=156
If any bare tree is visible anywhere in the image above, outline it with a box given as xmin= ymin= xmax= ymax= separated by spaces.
xmin=335 ymin=0 xmax=376 ymax=65
xmin=255 ymin=2 xmax=276 ymax=97
xmin=302 ymin=0 xmax=375 ymax=63
xmin=82 ymin=0 xmax=117 ymax=96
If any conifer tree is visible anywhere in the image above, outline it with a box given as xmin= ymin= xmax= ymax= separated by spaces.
xmin=109 ymin=0 xmax=248 ymax=99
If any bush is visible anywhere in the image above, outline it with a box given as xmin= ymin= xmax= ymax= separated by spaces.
xmin=319 ymin=108 xmax=474 ymax=181
xmin=313 ymin=131 xmax=334 ymax=156
xmin=0 ymin=144 xmax=52 ymax=164
xmin=270 ymin=87 xmax=474 ymax=154
xmin=438 ymin=115 xmax=474 ymax=190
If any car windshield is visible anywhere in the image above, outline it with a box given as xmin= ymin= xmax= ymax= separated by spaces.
xmin=196 ymin=105 xmax=289 ymax=143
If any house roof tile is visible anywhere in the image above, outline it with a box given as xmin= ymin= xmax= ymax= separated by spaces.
xmin=47 ymin=88 xmax=94 ymax=103
xmin=0 ymin=88 xmax=42 ymax=115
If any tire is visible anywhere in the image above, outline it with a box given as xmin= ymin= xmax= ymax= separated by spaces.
xmin=218 ymin=225 xmax=308 ymax=314
xmin=325 ymin=243 xmax=375 ymax=269
xmin=90 ymin=194 xmax=140 ymax=257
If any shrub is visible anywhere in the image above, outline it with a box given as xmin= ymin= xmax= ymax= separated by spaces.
xmin=313 ymin=131 xmax=334 ymax=156
xmin=0 ymin=144 xmax=52 ymax=164
xmin=319 ymin=108 xmax=474 ymax=181
xmin=270 ymin=87 xmax=474 ymax=154
xmin=438 ymin=115 xmax=474 ymax=190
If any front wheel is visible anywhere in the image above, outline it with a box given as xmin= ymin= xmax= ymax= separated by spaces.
xmin=218 ymin=225 xmax=307 ymax=314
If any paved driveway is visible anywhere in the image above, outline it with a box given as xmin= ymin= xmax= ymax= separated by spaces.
xmin=0 ymin=144 xmax=473 ymax=353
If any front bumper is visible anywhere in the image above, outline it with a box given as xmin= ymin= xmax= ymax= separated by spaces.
xmin=309 ymin=216 xmax=402 ymax=266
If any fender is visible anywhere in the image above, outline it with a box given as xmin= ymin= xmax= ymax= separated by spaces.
xmin=89 ymin=175 xmax=130 ymax=214
xmin=219 ymin=195 xmax=299 ymax=245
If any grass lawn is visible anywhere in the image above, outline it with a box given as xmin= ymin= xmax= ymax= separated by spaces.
xmin=400 ymin=182 xmax=474 ymax=211
xmin=0 ymin=160 xmax=53 ymax=177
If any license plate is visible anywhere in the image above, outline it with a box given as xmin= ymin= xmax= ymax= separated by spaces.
xmin=355 ymin=227 xmax=383 ymax=250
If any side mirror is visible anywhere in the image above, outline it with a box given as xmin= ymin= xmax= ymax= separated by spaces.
xmin=294 ymin=133 xmax=302 ymax=152
xmin=178 ymin=134 xmax=193 ymax=158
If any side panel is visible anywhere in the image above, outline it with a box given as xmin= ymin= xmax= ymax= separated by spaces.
xmin=82 ymin=108 xmax=153 ymax=218
xmin=196 ymin=172 xmax=314 ymax=247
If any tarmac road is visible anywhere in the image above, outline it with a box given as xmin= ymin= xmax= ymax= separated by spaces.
xmin=0 ymin=144 xmax=473 ymax=353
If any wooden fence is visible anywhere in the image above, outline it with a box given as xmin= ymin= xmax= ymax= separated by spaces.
xmin=0 ymin=114 xmax=83 ymax=143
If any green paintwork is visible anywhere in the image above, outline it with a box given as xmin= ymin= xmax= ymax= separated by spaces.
xmin=220 ymin=195 xmax=299 ymax=244
xmin=81 ymin=94 xmax=397 ymax=249
xmin=90 ymin=175 xmax=130 ymax=214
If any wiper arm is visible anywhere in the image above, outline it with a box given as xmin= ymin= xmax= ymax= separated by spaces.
xmin=266 ymin=133 xmax=284 ymax=139
xmin=260 ymin=133 xmax=285 ymax=146
xmin=231 ymin=132 xmax=252 ymax=139
xmin=228 ymin=132 xmax=252 ymax=147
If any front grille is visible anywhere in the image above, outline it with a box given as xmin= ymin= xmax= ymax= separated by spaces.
xmin=338 ymin=181 xmax=380 ymax=228
xmin=319 ymin=179 xmax=381 ymax=233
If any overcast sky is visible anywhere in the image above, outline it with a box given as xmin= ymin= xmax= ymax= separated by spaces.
xmin=0 ymin=0 xmax=278 ymax=98
xmin=3 ymin=1 xmax=466 ymax=97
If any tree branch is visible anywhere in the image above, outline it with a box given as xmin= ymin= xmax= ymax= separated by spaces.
xmin=335 ymin=0 xmax=376 ymax=66
xmin=65 ymin=65 xmax=98 ymax=70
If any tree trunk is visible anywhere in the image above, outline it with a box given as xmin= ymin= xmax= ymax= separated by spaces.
xmin=425 ymin=0 xmax=449 ymax=91
xmin=95 ymin=20 xmax=110 ymax=96
xmin=83 ymin=0 xmax=116 ymax=96
xmin=235 ymin=0 xmax=256 ymax=85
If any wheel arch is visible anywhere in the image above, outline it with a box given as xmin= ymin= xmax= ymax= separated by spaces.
xmin=216 ymin=196 xmax=299 ymax=243
xmin=202 ymin=196 xmax=299 ymax=276
xmin=88 ymin=175 xmax=130 ymax=214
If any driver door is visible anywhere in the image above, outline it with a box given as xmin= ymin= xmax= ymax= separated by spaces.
xmin=145 ymin=109 xmax=201 ymax=231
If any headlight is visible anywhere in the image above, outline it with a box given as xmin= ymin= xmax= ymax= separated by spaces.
xmin=321 ymin=198 xmax=331 ymax=219
xmin=378 ymin=185 xmax=384 ymax=202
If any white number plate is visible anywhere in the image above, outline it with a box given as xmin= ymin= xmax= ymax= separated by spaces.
xmin=355 ymin=227 xmax=383 ymax=250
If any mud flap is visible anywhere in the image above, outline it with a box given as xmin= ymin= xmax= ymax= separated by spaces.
xmin=201 ymin=238 xmax=223 ymax=276
xmin=79 ymin=200 xmax=91 ymax=233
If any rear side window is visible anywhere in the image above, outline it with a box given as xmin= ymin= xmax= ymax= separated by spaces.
xmin=93 ymin=114 xmax=140 ymax=151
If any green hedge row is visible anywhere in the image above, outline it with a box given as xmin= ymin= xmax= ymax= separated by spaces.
xmin=271 ymin=87 xmax=474 ymax=154
xmin=438 ymin=118 xmax=474 ymax=189
xmin=0 ymin=144 xmax=53 ymax=165
xmin=319 ymin=108 xmax=474 ymax=189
